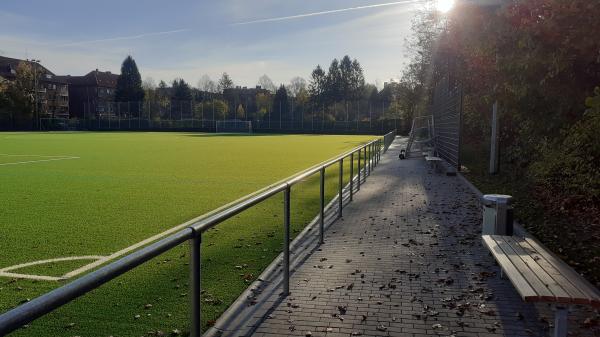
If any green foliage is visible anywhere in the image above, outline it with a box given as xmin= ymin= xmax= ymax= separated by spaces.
xmin=171 ymin=78 xmax=192 ymax=101
xmin=212 ymin=99 xmax=229 ymax=120
xmin=309 ymin=56 xmax=365 ymax=105
xmin=532 ymin=88 xmax=600 ymax=206
xmin=115 ymin=55 xmax=145 ymax=103
xmin=0 ymin=62 xmax=37 ymax=129
xmin=401 ymin=0 xmax=600 ymax=283
xmin=217 ymin=72 xmax=234 ymax=93
xmin=255 ymin=92 xmax=271 ymax=120
xmin=236 ymin=103 xmax=245 ymax=119
xmin=273 ymin=84 xmax=289 ymax=119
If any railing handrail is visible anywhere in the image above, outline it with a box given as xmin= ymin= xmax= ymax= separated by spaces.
xmin=0 ymin=130 xmax=396 ymax=336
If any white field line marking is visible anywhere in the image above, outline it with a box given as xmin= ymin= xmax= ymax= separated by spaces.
xmin=2 ymin=140 xmax=378 ymax=281
xmin=63 ymin=216 xmax=205 ymax=278
xmin=0 ymin=156 xmax=80 ymax=166
xmin=0 ymin=154 xmax=75 ymax=158
xmin=0 ymin=271 xmax=65 ymax=282
xmin=0 ymin=256 xmax=105 ymax=281
xmin=6 ymin=192 xmax=273 ymax=281
xmin=0 ymin=256 xmax=105 ymax=272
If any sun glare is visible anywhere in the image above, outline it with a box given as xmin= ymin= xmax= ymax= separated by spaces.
xmin=436 ymin=0 xmax=455 ymax=13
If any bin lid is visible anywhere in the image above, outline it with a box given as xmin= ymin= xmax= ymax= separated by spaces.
xmin=482 ymin=194 xmax=513 ymax=206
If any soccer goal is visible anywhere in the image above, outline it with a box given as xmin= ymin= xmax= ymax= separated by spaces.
xmin=215 ymin=120 xmax=253 ymax=133
xmin=40 ymin=118 xmax=70 ymax=131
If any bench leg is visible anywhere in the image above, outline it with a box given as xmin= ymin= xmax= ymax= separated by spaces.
xmin=500 ymin=269 xmax=507 ymax=280
xmin=554 ymin=306 xmax=568 ymax=337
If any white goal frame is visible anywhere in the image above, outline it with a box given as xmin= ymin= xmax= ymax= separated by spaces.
xmin=215 ymin=120 xmax=253 ymax=133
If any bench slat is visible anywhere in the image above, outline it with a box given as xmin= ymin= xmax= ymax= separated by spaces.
xmin=482 ymin=235 xmax=538 ymax=301
xmin=522 ymin=236 xmax=600 ymax=307
xmin=503 ymin=236 xmax=573 ymax=303
xmin=491 ymin=236 xmax=555 ymax=301
xmin=514 ymin=238 xmax=591 ymax=305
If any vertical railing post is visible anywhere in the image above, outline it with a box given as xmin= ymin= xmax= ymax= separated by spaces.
xmin=283 ymin=186 xmax=291 ymax=296
xmin=367 ymin=144 xmax=373 ymax=175
xmin=349 ymin=153 xmax=354 ymax=201
xmin=373 ymin=142 xmax=377 ymax=167
xmin=190 ymin=231 xmax=202 ymax=337
xmin=372 ymin=142 xmax=376 ymax=167
xmin=363 ymin=145 xmax=367 ymax=181
xmin=338 ymin=159 xmax=343 ymax=218
xmin=357 ymin=149 xmax=361 ymax=191
xmin=319 ymin=167 xmax=325 ymax=244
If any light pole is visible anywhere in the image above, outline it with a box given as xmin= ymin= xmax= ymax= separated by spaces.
xmin=27 ymin=59 xmax=41 ymax=130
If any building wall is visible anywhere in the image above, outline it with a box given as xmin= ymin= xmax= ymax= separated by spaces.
xmin=68 ymin=85 xmax=115 ymax=119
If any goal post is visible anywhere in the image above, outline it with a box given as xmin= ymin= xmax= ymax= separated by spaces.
xmin=39 ymin=118 xmax=70 ymax=131
xmin=215 ymin=120 xmax=253 ymax=133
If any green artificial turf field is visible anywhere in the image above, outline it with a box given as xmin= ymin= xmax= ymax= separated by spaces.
xmin=0 ymin=132 xmax=375 ymax=336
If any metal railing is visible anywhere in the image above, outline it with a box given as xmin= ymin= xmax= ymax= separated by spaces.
xmin=0 ymin=130 xmax=396 ymax=336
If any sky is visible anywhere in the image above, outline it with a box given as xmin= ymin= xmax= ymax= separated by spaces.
xmin=0 ymin=0 xmax=430 ymax=89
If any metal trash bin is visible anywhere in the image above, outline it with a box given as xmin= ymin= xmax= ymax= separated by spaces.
xmin=482 ymin=194 xmax=514 ymax=235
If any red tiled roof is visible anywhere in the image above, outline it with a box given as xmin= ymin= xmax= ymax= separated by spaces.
xmin=0 ymin=55 xmax=55 ymax=80
xmin=57 ymin=70 xmax=119 ymax=88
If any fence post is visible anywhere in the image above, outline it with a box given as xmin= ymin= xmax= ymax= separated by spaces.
xmin=349 ymin=153 xmax=354 ymax=201
xmin=190 ymin=232 xmax=202 ymax=337
xmin=357 ymin=149 xmax=361 ymax=191
xmin=363 ymin=146 xmax=367 ymax=182
xmin=338 ymin=159 xmax=343 ymax=218
xmin=319 ymin=167 xmax=325 ymax=244
xmin=372 ymin=142 xmax=376 ymax=167
xmin=374 ymin=142 xmax=378 ymax=166
xmin=367 ymin=144 xmax=373 ymax=175
xmin=283 ymin=186 xmax=291 ymax=296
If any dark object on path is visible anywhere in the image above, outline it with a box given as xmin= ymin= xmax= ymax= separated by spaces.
xmin=399 ymin=149 xmax=406 ymax=160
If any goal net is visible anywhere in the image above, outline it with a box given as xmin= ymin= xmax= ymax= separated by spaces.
xmin=40 ymin=118 xmax=70 ymax=131
xmin=215 ymin=120 xmax=253 ymax=133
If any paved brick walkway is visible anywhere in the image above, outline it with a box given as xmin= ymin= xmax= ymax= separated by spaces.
xmin=245 ymin=139 xmax=597 ymax=337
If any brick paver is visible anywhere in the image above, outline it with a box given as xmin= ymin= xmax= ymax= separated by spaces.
xmin=227 ymin=138 xmax=597 ymax=337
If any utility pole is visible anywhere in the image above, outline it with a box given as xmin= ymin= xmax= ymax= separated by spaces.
xmin=27 ymin=59 xmax=41 ymax=130
xmin=489 ymin=101 xmax=499 ymax=174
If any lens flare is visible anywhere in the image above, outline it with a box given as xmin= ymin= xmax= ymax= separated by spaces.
xmin=436 ymin=0 xmax=455 ymax=13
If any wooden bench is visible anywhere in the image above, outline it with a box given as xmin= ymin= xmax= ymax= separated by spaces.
xmin=425 ymin=156 xmax=443 ymax=173
xmin=482 ymin=234 xmax=600 ymax=337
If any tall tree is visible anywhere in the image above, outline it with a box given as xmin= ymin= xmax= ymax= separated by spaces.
xmin=325 ymin=59 xmax=342 ymax=103
xmin=115 ymin=55 xmax=145 ymax=102
xmin=256 ymin=92 xmax=272 ymax=120
xmin=1 ymin=62 xmax=36 ymax=128
xmin=171 ymin=79 xmax=192 ymax=101
xmin=258 ymin=74 xmax=276 ymax=93
xmin=350 ymin=59 xmax=365 ymax=100
xmin=339 ymin=56 xmax=354 ymax=101
xmin=273 ymin=85 xmax=289 ymax=121
xmin=288 ymin=77 xmax=307 ymax=97
xmin=217 ymin=72 xmax=234 ymax=93
xmin=309 ymin=65 xmax=326 ymax=104
xmin=198 ymin=74 xmax=216 ymax=93
xmin=142 ymin=77 xmax=156 ymax=91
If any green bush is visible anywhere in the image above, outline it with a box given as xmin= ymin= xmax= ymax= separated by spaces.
xmin=532 ymin=87 xmax=600 ymax=209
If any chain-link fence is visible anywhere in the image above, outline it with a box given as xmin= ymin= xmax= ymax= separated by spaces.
xmin=36 ymin=99 xmax=407 ymax=135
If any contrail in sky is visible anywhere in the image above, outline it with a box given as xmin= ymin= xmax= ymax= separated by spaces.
xmin=232 ymin=0 xmax=424 ymax=25
xmin=56 ymin=28 xmax=191 ymax=47
xmin=52 ymin=1 xmax=424 ymax=46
